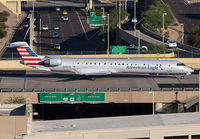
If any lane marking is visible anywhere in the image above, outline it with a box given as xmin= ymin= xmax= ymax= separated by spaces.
xmin=75 ymin=11 xmax=89 ymax=40
xmin=76 ymin=10 xmax=100 ymax=41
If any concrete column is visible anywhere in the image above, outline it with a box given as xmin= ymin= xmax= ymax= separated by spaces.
xmin=29 ymin=13 xmax=33 ymax=50
xmin=89 ymin=0 xmax=93 ymax=9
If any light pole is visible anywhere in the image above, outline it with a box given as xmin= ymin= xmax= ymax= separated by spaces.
xmin=199 ymin=70 xmax=200 ymax=112
xmin=101 ymin=7 xmax=105 ymax=31
xmin=162 ymin=13 xmax=167 ymax=45
xmin=149 ymin=91 xmax=155 ymax=115
xmin=107 ymin=14 xmax=110 ymax=55
xmin=180 ymin=23 xmax=184 ymax=44
xmin=33 ymin=0 xmax=34 ymax=19
xmin=119 ymin=0 xmax=122 ymax=28
xmin=136 ymin=30 xmax=140 ymax=54
xmin=133 ymin=0 xmax=137 ymax=30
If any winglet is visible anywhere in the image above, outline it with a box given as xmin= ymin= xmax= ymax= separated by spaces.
xmin=7 ymin=41 xmax=29 ymax=48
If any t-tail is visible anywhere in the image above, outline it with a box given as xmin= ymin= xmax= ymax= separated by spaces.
xmin=8 ymin=42 xmax=49 ymax=71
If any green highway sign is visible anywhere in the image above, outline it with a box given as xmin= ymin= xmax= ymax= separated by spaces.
xmin=89 ymin=12 xmax=103 ymax=25
xmin=39 ymin=93 xmax=105 ymax=103
xmin=110 ymin=45 xmax=127 ymax=54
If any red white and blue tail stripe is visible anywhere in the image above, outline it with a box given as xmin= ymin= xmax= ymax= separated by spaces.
xmin=8 ymin=42 xmax=43 ymax=66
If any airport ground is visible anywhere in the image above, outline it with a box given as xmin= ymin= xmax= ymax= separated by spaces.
xmin=0 ymin=70 xmax=198 ymax=89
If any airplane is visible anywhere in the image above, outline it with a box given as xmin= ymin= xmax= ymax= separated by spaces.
xmin=8 ymin=42 xmax=194 ymax=80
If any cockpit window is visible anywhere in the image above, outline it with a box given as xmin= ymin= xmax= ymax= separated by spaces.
xmin=177 ymin=63 xmax=185 ymax=66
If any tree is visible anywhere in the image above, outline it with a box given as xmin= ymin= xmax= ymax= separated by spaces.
xmin=188 ymin=27 xmax=200 ymax=48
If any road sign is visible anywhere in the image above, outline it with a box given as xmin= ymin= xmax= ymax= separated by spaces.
xmin=89 ymin=12 xmax=103 ymax=26
xmin=110 ymin=45 xmax=127 ymax=54
xmin=32 ymin=24 xmax=36 ymax=29
xmin=39 ymin=93 xmax=105 ymax=103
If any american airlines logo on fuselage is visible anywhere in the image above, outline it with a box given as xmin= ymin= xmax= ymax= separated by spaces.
xmin=126 ymin=64 xmax=162 ymax=71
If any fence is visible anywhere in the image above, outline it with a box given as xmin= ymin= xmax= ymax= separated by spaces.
xmin=0 ymin=87 xmax=199 ymax=93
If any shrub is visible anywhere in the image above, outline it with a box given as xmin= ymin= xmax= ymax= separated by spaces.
xmin=146 ymin=43 xmax=169 ymax=54
xmin=188 ymin=27 xmax=200 ymax=48
xmin=0 ymin=30 xmax=7 ymax=38
xmin=4 ymin=96 xmax=26 ymax=104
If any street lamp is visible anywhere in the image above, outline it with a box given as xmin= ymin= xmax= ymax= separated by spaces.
xmin=101 ymin=7 xmax=105 ymax=31
xmin=107 ymin=14 xmax=110 ymax=55
xmin=119 ymin=0 xmax=122 ymax=28
xmin=199 ymin=70 xmax=200 ymax=112
xmin=136 ymin=30 xmax=140 ymax=54
xmin=149 ymin=91 xmax=155 ymax=115
xmin=133 ymin=0 xmax=137 ymax=30
xmin=162 ymin=13 xmax=167 ymax=45
xmin=180 ymin=23 xmax=184 ymax=44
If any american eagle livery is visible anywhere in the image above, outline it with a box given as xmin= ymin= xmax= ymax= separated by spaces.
xmin=8 ymin=42 xmax=194 ymax=80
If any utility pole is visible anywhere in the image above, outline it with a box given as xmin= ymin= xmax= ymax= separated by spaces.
xmin=107 ymin=14 xmax=110 ymax=55
xmin=162 ymin=13 xmax=167 ymax=45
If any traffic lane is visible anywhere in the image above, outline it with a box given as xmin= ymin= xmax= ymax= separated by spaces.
xmin=0 ymin=70 xmax=198 ymax=89
xmin=60 ymin=10 xmax=103 ymax=51
xmin=37 ymin=9 xmax=103 ymax=53
xmin=1 ymin=18 xmax=30 ymax=58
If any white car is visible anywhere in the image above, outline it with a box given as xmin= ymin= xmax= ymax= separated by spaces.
xmin=23 ymin=22 xmax=29 ymax=28
xmin=42 ymin=25 xmax=48 ymax=31
xmin=54 ymin=44 xmax=61 ymax=50
xmin=56 ymin=8 xmax=60 ymax=11
xmin=166 ymin=40 xmax=177 ymax=48
xmin=61 ymin=16 xmax=68 ymax=21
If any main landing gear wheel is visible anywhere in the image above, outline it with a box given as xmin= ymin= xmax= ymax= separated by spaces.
xmin=89 ymin=76 xmax=96 ymax=81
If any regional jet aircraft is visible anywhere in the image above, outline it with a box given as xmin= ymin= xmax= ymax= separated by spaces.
xmin=8 ymin=42 xmax=194 ymax=80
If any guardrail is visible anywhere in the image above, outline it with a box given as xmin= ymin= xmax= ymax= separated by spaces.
xmin=0 ymin=87 xmax=198 ymax=92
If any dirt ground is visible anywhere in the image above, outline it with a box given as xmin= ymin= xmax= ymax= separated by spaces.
xmin=0 ymin=3 xmax=27 ymax=53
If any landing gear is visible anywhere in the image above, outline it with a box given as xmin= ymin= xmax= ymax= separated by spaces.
xmin=89 ymin=76 xmax=96 ymax=81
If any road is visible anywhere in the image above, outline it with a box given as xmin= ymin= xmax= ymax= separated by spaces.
xmin=0 ymin=70 xmax=198 ymax=90
xmin=163 ymin=0 xmax=200 ymax=44
xmin=37 ymin=9 xmax=104 ymax=55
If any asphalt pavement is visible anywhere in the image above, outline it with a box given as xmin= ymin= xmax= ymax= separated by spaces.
xmin=0 ymin=70 xmax=198 ymax=90
xmin=37 ymin=9 xmax=104 ymax=55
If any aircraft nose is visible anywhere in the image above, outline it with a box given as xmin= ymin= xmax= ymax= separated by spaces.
xmin=186 ymin=67 xmax=194 ymax=75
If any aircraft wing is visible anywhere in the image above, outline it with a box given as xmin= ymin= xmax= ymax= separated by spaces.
xmin=73 ymin=69 xmax=117 ymax=75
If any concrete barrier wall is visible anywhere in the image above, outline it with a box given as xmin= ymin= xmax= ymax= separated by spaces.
xmin=0 ymin=58 xmax=199 ymax=70
xmin=0 ymin=91 xmax=198 ymax=104
xmin=0 ymin=116 xmax=27 ymax=138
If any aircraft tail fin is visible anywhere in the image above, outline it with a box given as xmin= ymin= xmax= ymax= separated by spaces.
xmin=8 ymin=42 xmax=44 ymax=66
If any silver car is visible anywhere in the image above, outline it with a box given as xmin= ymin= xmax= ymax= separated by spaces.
xmin=53 ymin=26 xmax=59 ymax=30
